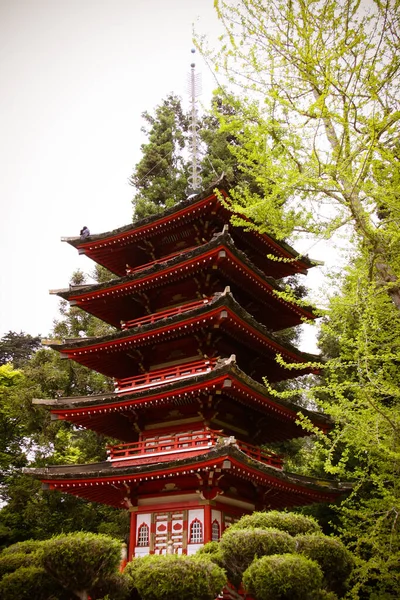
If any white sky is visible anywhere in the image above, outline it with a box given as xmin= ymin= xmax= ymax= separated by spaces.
xmin=0 ymin=0 xmax=222 ymax=338
xmin=0 ymin=0 xmax=341 ymax=352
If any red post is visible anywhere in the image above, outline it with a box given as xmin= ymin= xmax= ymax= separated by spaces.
xmin=203 ymin=503 xmax=212 ymax=544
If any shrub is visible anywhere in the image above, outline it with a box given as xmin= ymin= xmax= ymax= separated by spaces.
xmin=1 ymin=539 xmax=44 ymax=555
xmin=0 ymin=552 xmax=37 ymax=578
xmin=125 ymin=554 xmax=227 ymax=600
xmin=243 ymin=553 xmax=324 ymax=600
xmin=296 ymin=534 xmax=354 ymax=597
xmin=230 ymin=511 xmax=321 ymax=536
xmin=0 ymin=565 xmax=71 ymax=600
xmin=195 ymin=541 xmax=224 ymax=567
xmin=41 ymin=532 xmax=122 ymax=599
xmin=219 ymin=527 xmax=295 ymax=587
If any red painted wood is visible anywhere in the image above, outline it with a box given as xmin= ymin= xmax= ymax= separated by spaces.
xmin=114 ymin=358 xmax=217 ymax=393
xmin=120 ymin=298 xmax=211 ymax=330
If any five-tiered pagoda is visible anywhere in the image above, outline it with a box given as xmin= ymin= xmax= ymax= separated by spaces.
xmin=29 ymin=177 xmax=344 ymax=560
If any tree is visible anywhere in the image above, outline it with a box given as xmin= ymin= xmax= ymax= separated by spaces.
xmin=0 ymin=332 xmax=41 ymax=368
xmin=41 ymin=533 xmax=123 ymax=600
xmin=198 ymin=511 xmax=354 ymax=599
xmin=124 ymin=554 xmax=227 ymax=600
xmin=199 ymin=0 xmax=400 ymax=309
xmin=129 ymin=94 xmax=190 ymax=220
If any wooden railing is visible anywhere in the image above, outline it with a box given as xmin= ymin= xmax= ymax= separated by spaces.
xmin=120 ymin=298 xmax=211 ymax=330
xmin=125 ymin=246 xmax=196 ymax=275
xmin=114 ymin=358 xmax=217 ymax=393
xmin=107 ymin=429 xmax=283 ymax=469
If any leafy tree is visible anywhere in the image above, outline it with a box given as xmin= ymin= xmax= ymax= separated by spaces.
xmin=0 ymin=331 xmax=41 ymax=368
xmin=129 ymin=94 xmax=190 ymax=220
xmin=41 ymin=532 xmax=123 ymax=600
xmin=199 ymin=0 xmax=400 ymax=309
xmin=124 ymin=553 xmax=227 ymax=600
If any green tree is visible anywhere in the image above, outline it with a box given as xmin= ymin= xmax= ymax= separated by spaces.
xmin=129 ymin=94 xmax=190 ymax=220
xmin=0 ymin=332 xmax=41 ymax=368
xmin=125 ymin=554 xmax=227 ymax=600
xmin=199 ymin=0 xmax=400 ymax=308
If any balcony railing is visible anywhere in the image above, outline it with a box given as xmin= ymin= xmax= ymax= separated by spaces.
xmin=125 ymin=246 xmax=196 ymax=275
xmin=114 ymin=358 xmax=217 ymax=394
xmin=120 ymin=298 xmax=211 ymax=330
xmin=107 ymin=429 xmax=283 ymax=470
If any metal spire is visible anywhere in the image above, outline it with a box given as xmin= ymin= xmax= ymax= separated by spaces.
xmin=187 ymin=48 xmax=202 ymax=196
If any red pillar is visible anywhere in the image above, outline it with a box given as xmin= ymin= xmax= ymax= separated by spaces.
xmin=203 ymin=503 xmax=212 ymax=544
xmin=128 ymin=510 xmax=137 ymax=561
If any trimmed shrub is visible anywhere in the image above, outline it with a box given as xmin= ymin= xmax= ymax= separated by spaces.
xmin=0 ymin=552 xmax=37 ymax=578
xmin=296 ymin=534 xmax=354 ymax=597
xmin=195 ymin=541 xmax=224 ymax=567
xmin=219 ymin=527 xmax=295 ymax=587
xmin=1 ymin=539 xmax=44 ymax=555
xmin=41 ymin=532 xmax=122 ymax=598
xmin=230 ymin=510 xmax=321 ymax=536
xmin=243 ymin=553 xmax=324 ymax=600
xmin=125 ymin=554 xmax=227 ymax=600
xmin=0 ymin=565 xmax=71 ymax=600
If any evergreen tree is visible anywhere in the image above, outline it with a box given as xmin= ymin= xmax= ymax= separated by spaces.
xmin=129 ymin=94 xmax=190 ymax=220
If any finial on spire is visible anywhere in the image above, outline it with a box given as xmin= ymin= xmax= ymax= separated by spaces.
xmin=187 ymin=49 xmax=202 ymax=196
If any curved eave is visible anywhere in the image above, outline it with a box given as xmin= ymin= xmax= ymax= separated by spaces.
xmin=36 ymin=358 xmax=330 ymax=441
xmin=25 ymin=444 xmax=348 ymax=509
xmin=63 ymin=179 xmax=313 ymax=276
xmin=56 ymin=232 xmax=316 ymax=328
xmin=48 ymin=293 xmax=319 ymax=378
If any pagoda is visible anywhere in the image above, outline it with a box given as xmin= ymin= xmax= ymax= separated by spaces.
xmin=29 ymin=177 xmax=345 ymax=560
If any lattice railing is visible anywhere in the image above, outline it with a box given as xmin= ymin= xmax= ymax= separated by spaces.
xmin=120 ymin=298 xmax=211 ymax=330
xmin=114 ymin=358 xmax=217 ymax=393
xmin=107 ymin=429 xmax=283 ymax=469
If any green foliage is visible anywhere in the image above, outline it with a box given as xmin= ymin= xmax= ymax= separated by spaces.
xmin=125 ymin=553 xmax=227 ymax=600
xmin=130 ymin=94 xmax=190 ymax=219
xmin=219 ymin=527 xmax=295 ymax=587
xmin=230 ymin=510 xmax=321 ymax=536
xmin=0 ymin=331 xmax=41 ymax=368
xmin=243 ymin=553 xmax=324 ymax=600
xmin=0 ymin=565 xmax=71 ymax=600
xmin=0 ymin=552 xmax=37 ymax=578
xmin=296 ymin=534 xmax=354 ymax=597
xmin=41 ymin=532 xmax=121 ymax=597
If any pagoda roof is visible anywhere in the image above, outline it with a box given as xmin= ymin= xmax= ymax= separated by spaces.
xmin=47 ymin=291 xmax=319 ymax=381
xmin=26 ymin=441 xmax=349 ymax=510
xmin=53 ymin=230 xmax=316 ymax=330
xmin=33 ymin=356 xmax=329 ymax=443
xmin=62 ymin=176 xmax=315 ymax=278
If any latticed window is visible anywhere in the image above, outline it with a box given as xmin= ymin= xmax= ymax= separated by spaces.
xmin=137 ymin=523 xmax=149 ymax=547
xmin=189 ymin=519 xmax=203 ymax=543
xmin=212 ymin=519 xmax=220 ymax=541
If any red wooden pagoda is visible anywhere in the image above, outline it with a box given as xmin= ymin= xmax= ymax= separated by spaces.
xmin=30 ymin=178 xmax=346 ymax=560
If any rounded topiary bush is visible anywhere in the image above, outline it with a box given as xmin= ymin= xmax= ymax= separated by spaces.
xmin=41 ymin=532 xmax=122 ymax=597
xmin=230 ymin=510 xmax=321 ymax=536
xmin=243 ymin=553 xmax=324 ymax=600
xmin=0 ymin=565 xmax=70 ymax=600
xmin=296 ymin=534 xmax=354 ymax=597
xmin=219 ymin=527 xmax=295 ymax=587
xmin=125 ymin=554 xmax=226 ymax=600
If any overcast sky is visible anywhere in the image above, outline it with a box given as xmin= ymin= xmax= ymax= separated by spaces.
xmin=0 ymin=0 xmax=224 ymax=337
xmin=0 ymin=0 xmax=340 ymax=352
